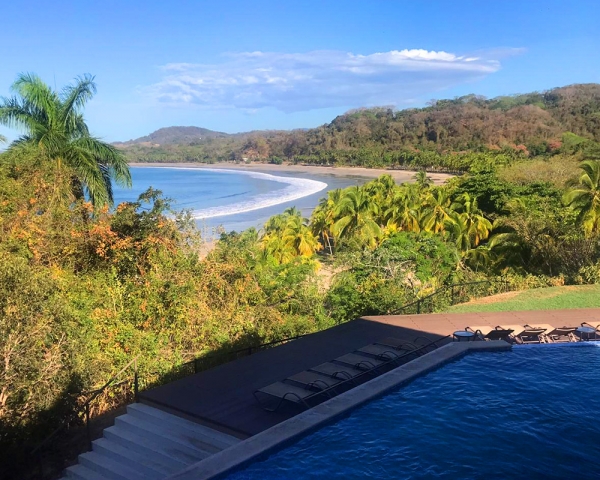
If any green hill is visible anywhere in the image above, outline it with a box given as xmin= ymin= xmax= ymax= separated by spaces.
xmin=119 ymin=83 xmax=600 ymax=165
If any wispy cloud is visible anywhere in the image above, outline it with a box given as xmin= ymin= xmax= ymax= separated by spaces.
xmin=142 ymin=48 xmax=516 ymax=112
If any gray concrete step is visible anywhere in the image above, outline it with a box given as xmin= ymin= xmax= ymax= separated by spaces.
xmin=65 ymin=464 xmax=110 ymax=480
xmin=62 ymin=404 xmax=235 ymax=480
xmin=129 ymin=403 xmax=239 ymax=448
xmin=92 ymin=437 xmax=181 ymax=477
xmin=103 ymin=424 xmax=208 ymax=465
xmin=114 ymin=414 xmax=219 ymax=456
xmin=78 ymin=451 xmax=150 ymax=480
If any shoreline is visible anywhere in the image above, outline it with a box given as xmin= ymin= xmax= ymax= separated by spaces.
xmin=128 ymin=162 xmax=454 ymax=185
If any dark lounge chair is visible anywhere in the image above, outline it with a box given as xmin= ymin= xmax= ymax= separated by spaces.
xmin=543 ymin=326 xmax=578 ymax=343
xmin=377 ymin=337 xmax=425 ymax=354
xmin=466 ymin=325 xmax=515 ymax=341
xmin=466 ymin=325 xmax=494 ymax=340
xmin=286 ymin=370 xmax=344 ymax=391
xmin=253 ymin=381 xmax=334 ymax=412
xmin=356 ymin=344 xmax=402 ymax=362
xmin=309 ymin=362 xmax=365 ymax=383
xmin=333 ymin=353 xmax=387 ymax=373
xmin=515 ymin=325 xmax=550 ymax=344
xmin=499 ymin=325 xmax=526 ymax=343
xmin=254 ymin=336 xmax=447 ymax=412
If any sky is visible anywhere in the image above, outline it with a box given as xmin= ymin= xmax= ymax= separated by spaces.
xmin=0 ymin=0 xmax=598 ymax=142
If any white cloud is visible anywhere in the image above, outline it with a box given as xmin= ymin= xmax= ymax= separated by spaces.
xmin=142 ymin=48 xmax=512 ymax=112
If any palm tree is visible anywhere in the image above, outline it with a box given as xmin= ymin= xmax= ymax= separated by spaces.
xmin=332 ymin=186 xmax=382 ymax=248
xmin=281 ymin=212 xmax=321 ymax=257
xmin=413 ymin=170 xmax=433 ymax=190
xmin=311 ymin=188 xmax=343 ymax=254
xmin=450 ymin=194 xmax=493 ymax=247
xmin=563 ymin=160 xmax=600 ymax=236
xmin=421 ymin=188 xmax=453 ymax=233
xmin=0 ymin=73 xmax=131 ymax=206
xmin=384 ymin=186 xmax=421 ymax=233
xmin=262 ymin=207 xmax=321 ymax=262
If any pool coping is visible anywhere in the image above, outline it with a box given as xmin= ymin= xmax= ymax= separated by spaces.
xmin=167 ymin=341 xmax=510 ymax=480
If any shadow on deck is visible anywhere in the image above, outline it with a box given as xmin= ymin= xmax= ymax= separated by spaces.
xmin=139 ymin=308 xmax=600 ymax=438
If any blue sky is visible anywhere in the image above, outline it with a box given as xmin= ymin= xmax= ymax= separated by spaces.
xmin=1 ymin=0 xmax=598 ymax=142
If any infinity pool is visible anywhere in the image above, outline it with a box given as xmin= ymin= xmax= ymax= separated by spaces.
xmin=228 ymin=345 xmax=600 ymax=479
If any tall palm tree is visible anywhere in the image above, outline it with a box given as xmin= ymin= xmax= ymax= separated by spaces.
xmin=384 ymin=186 xmax=421 ymax=233
xmin=421 ymin=188 xmax=453 ymax=233
xmin=563 ymin=160 xmax=600 ymax=236
xmin=332 ymin=186 xmax=382 ymax=248
xmin=262 ymin=207 xmax=321 ymax=262
xmin=413 ymin=170 xmax=433 ymax=190
xmin=311 ymin=188 xmax=343 ymax=254
xmin=0 ymin=73 xmax=131 ymax=206
xmin=450 ymin=193 xmax=493 ymax=247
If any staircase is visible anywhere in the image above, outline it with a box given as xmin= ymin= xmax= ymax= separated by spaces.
xmin=63 ymin=403 xmax=241 ymax=480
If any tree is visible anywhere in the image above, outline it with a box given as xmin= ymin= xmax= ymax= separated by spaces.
xmin=447 ymin=193 xmax=493 ymax=251
xmin=311 ymin=189 xmax=343 ymax=255
xmin=383 ymin=186 xmax=421 ymax=233
xmin=563 ymin=160 xmax=600 ymax=236
xmin=421 ymin=188 xmax=453 ymax=233
xmin=413 ymin=170 xmax=433 ymax=190
xmin=262 ymin=207 xmax=321 ymax=263
xmin=0 ymin=73 xmax=131 ymax=206
xmin=332 ymin=186 xmax=382 ymax=249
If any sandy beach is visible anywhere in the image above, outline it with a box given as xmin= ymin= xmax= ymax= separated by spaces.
xmin=129 ymin=162 xmax=454 ymax=185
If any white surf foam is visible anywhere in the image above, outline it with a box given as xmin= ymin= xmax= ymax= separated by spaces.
xmin=192 ymin=169 xmax=327 ymax=219
xmin=139 ymin=167 xmax=327 ymax=219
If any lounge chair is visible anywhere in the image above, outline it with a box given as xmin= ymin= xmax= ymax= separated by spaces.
xmin=543 ymin=326 xmax=578 ymax=343
xmin=485 ymin=327 xmax=515 ymax=341
xmin=466 ymin=326 xmax=494 ymax=340
xmin=333 ymin=353 xmax=387 ymax=373
xmin=499 ymin=325 xmax=526 ymax=343
xmin=356 ymin=344 xmax=402 ymax=362
xmin=286 ymin=370 xmax=344 ymax=392
xmin=309 ymin=362 xmax=365 ymax=383
xmin=412 ymin=336 xmax=443 ymax=352
xmin=253 ymin=381 xmax=333 ymax=412
xmin=522 ymin=324 xmax=560 ymax=343
xmin=377 ymin=337 xmax=423 ymax=354
xmin=466 ymin=326 xmax=514 ymax=341
xmin=516 ymin=324 xmax=550 ymax=344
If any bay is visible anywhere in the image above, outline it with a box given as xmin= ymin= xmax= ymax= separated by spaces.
xmin=113 ymin=166 xmax=373 ymax=235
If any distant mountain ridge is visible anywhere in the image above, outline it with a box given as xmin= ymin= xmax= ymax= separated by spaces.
xmin=117 ymin=83 xmax=600 ymax=165
xmin=116 ymin=126 xmax=230 ymax=146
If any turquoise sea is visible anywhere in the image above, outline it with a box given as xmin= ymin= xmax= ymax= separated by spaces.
xmin=113 ymin=166 xmax=371 ymax=234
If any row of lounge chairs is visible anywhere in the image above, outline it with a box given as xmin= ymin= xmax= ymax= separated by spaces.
xmin=462 ymin=322 xmax=600 ymax=344
xmin=253 ymin=336 xmax=444 ymax=412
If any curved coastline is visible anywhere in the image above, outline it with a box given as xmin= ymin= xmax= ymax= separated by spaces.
xmin=129 ymin=162 xmax=455 ymax=184
xmin=132 ymin=166 xmax=328 ymax=220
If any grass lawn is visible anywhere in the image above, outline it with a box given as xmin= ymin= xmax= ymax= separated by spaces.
xmin=446 ymin=285 xmax=600 ymax=313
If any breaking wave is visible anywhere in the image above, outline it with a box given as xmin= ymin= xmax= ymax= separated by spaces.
xmin=190 ymin=169 xmax=327 ymax=219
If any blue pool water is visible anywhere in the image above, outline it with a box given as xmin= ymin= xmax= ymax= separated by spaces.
xmin=228 ymin=345 xmax=600 ymax=479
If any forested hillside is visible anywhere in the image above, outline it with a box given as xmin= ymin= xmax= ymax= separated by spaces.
xmin=122 ymin=83 xmax=600 ymax=167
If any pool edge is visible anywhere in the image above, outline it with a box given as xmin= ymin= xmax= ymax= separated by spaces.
xmin=166 ymin=341 xmax=510 ymax=480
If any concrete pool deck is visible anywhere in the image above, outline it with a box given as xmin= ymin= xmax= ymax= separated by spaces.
xmin=167 ymin=341 xmax=510 ymax=480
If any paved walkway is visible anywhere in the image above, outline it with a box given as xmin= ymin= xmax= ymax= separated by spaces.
xmin=139 ymin=309 xmax=600 ymax=438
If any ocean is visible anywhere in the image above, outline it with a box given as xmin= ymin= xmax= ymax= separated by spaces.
xmin=113 ymin=166 xmax=372 ymax=234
